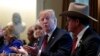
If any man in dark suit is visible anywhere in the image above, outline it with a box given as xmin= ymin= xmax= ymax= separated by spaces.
xmin=97 ymin=46 xmax=100 ymax=56
xmin=38 ymin=9 xmax=72 ymax=56
xmin=60 ymin=2 xmax=100 ymax=56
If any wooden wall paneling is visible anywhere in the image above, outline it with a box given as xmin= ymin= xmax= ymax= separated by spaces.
xmin=89 ymin=0 xmax=100 ymax=34
xmin=62 ymin=0 xmax=70 ymax=29
xmin=98 ymin=0 xmax=100 ymax=34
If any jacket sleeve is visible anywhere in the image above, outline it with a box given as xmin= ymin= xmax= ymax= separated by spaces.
xmin=12 ymin=39 xmax=23 ymax=48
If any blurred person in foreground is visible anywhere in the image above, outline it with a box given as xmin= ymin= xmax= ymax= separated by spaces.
xmin=0 ymin=25 xmax=23 ymax=55
xmin=60 ymin=2 xmax=100 ymax=56
xmin=10 ymin=21 xmax=44 ymax=56
xmin=23 ymin=22 xmax=44 ymax=56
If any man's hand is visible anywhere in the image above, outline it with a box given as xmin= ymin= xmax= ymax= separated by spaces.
xmin=0 ymin=53 xmax=7 ymax=56
xmin=10 ymin=46 xmax=19 ymax=53
xmin=23 ymin=45 xmax=38 ymax=56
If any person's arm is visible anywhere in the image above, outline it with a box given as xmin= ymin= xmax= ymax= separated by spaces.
xmin=12 ymin=39 xmax=23 ymax=48
xmin=10 ymin=46 xmax=28 ymax=55
xmin=23 ymin=45 xmax=38 ymax=56
xmin=10 ymin=39 xmax=23 ymax=53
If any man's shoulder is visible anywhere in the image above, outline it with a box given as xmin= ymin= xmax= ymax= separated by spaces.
xmin=53 ymin=27 xmax=71 ymax=39
xmin=55 ymin=27 xmax=69 ymax=35
xmin=82 ymin=28 xmax=100 ymax=44
xmin=13 ymin=39 xmax=23 ymax=44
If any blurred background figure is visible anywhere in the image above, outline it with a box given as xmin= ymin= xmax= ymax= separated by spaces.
xmin=0 ymin=25 xmax=3 ymax=36
xmin=23 ymin=21 xmax=44 ymax=55
xmin=0 ymin=25 xmax=23 ymax=55
xmin=7 ymin=12 xmax=26 ymax=38
xmin=10 ymin=21 xmax=44 ymax=56
xmin=25 ymin=21 xmax=44 ymax=46
xmin=0 ymin=26 xmax=4 ymax=53
xmin=27 ymin=26 xmax=36 ymax=46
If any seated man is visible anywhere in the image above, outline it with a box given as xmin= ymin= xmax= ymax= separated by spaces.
xmin=60 ymin=2 xmax=100 ymax=56
xmin=38 ymin=9 xmax=72 ymax=56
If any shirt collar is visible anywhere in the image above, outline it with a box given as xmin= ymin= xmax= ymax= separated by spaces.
xmin=46 ymin=24 xmax=56 ymax=36
xmin=75 ymin=25 xmax=89 ymax=48
xmin=77 ymin=25 xmax=89 ymax=40
xmin=45 ymin=25 xmax=56 ymax=41
xmin=48 ymin=26 xmax=56 ymax=37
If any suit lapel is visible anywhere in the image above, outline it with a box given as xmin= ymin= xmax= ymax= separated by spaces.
xmin=46 ymin=28 xmax=61 ymax=51
xmin=38 ymin=36 xmax=45 ymax=49
xmin=73 ymin=28 xmax=95 ymax=56
xmin=72 ymin=28 xmax=90 ymax=52
xmin=80 ymin=28 xmax=94 ymax=43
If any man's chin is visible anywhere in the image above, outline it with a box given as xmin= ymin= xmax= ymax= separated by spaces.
xmin=68 ymin=29 xmax=72 ymax=32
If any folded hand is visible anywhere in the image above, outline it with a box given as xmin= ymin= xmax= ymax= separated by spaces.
xmin=23 ymin=45 xmax=38 ymax=56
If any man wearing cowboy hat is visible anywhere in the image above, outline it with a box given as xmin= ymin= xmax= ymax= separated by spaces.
xmin=60 ymin=2 xmax=100 ymax=56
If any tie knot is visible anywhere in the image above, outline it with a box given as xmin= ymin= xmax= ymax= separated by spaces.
xmin=45 ymin=34 xmax=48 ymax=38
xmin=44 ymin=34 xmax=48 ymax=41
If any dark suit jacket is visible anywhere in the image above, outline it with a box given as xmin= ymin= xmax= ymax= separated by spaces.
xmin=72 ymin=28 xmax=100 ymax=56
xmin=40 ymin=27 xmax=72 ymax=56
xmin=97 ymin=46 xmax=100 ymax=56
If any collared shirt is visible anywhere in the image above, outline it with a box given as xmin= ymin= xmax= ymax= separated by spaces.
xmin=37 ymin=26 xmax=56 ymax=56
xmin=75 ymin=25 xmax=89 ymax=48
xmin=46 ymin=25 xmax=56 ymax=42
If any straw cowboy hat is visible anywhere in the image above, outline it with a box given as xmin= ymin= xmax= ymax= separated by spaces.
xmin=60 ymin=2 xmax=98 ymax=22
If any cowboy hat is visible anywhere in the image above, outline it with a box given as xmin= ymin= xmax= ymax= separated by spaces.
xmin=60 ymin=2 xmax=98 ymax=22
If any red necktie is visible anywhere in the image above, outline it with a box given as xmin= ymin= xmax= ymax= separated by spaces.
xmin=71 ymin=37 xmax=78 ymax=54
xmin=41 ymin=35 xmax=48 ymax=51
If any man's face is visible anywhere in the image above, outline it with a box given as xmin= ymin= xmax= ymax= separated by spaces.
xmin=39 ymin=12 xmax=54 ymax=33
xmin=67 ymin=17 xmax=78 ymax=32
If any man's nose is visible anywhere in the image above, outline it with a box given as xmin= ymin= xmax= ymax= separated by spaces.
xmin=43 ymin=18 xmax=48 ymax=23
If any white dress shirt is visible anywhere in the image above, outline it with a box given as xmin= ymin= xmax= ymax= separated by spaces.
xmin=75 ymin=25 xmax=89 ymax=48
xmin=46 ymin=25 xmax=56 ymax=42
xmin=37 ymin=25 xmax=56 ymax=56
